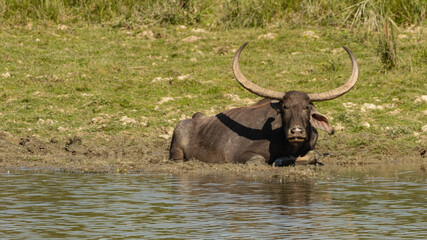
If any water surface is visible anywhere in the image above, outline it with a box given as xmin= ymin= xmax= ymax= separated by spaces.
xmin=0 ymin=164 xmax=425 ymax=239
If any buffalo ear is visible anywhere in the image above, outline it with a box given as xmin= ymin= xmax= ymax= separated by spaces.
xmin=310 ymin=108 xmax=334 ymax=135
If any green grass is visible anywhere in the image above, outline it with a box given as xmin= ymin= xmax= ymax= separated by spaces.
xmin=0 ymin=1 xmax=426 ymax=157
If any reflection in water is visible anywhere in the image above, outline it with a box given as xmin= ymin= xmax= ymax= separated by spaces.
xmin=0 ymin=166 xmax=425 ymax=239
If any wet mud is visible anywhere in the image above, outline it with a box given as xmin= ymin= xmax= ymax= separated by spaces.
xmin=0 ymin=131 xmax=425 ymax=182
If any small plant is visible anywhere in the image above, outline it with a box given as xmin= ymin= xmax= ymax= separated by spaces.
xmin=378 ymin=19 xmax=397 ymax=71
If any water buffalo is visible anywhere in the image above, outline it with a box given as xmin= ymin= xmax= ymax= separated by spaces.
xmin=170 ymin=42 xmax=358 ymax=166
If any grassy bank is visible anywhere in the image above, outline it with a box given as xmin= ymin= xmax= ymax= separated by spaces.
xmin=0 ymin=1 xmax=426 ymax=172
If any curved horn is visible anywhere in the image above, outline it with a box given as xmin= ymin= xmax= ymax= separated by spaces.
xmin=308 ymin=46 xmax=359 ymax=101
xmin=232 ymin=43 xmax=359 ymax=101
xmin=232 ymin=42 xmax=285 ymax=100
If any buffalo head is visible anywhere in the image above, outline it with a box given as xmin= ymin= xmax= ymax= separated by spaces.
xmin=232 ymin=42 xmax=358 ymax=149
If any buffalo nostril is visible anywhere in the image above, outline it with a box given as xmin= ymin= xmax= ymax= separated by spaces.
xmin=290 ymin=127 xmax=304 ymax=135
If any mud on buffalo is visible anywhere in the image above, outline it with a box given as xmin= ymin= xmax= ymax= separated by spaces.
xmin=170 ymin=42 xmax=359 ymax=166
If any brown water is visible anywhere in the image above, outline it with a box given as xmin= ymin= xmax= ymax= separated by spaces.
xmin=0 ymin=164 xmax=426 ymax=239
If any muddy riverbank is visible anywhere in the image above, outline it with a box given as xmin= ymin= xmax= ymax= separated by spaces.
xmin=0 ymin=131 xmax=425 ymax=182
